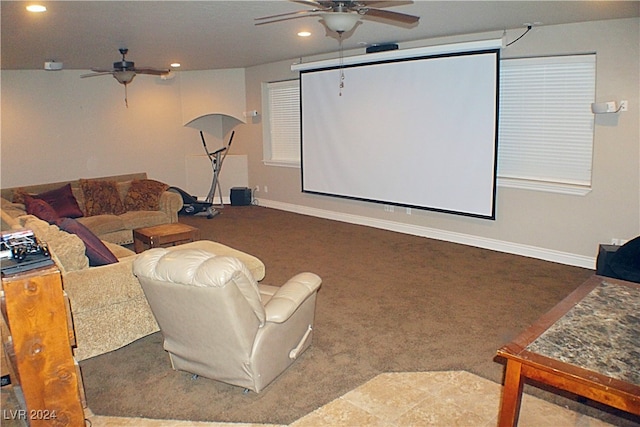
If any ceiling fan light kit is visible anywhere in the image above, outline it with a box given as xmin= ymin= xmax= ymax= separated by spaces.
xmin=113 ymin=70 xmax=136 ymax=85
xmin=255 ymin=1 xmax=419 ymax=36
xmin=81 ymin=48 xmax=170 ymax=106
xmin=322 ymin=12 xmax=360 ymax=33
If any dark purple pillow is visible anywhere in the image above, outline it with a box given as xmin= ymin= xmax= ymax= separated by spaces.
xmin=35 ymin=184 xmax=84 ymax=218
xmin=57 ymin=218 xmax=118 ymax=266
xmin=24 ymin=195 xmax=60 ymax=224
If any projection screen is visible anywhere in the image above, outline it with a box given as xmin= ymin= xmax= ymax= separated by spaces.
xmin=299 ymin=43 xmax=500 ymax=219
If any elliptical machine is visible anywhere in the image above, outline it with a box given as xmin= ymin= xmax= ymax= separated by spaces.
xmin=200 ymin=130 xmax=234 ymax=218
xmin=169 ymin=130 xmax=233 ymax=219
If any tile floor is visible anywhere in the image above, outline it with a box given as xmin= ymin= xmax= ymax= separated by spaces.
xmin=68 ymin=371 xmax=614 ymax=427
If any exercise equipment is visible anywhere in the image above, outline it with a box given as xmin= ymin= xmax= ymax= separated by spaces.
xmin=201 ymin=130 xmax=234 ymax=218
xmin=169 ymin=130 xmax=234 ymax=219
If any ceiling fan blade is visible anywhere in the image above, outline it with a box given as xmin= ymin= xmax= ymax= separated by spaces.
xmin=81 ymin=72 xmax=113 ymax=78
xmin=355 ymin=1 xmax=413 ymax=8
xmin=89 ymin=67 xmax=114 ymax=73
xmin=290 ymin=0 xmax=324 ymax=7
xmin=134 ymin=67 xmax=170 ymax=76
xmin=362 ymin=8 xmax=419 ymax=24
xmin=255 ymin=12 xmax=321 ymax=25
xmin=255 ymin=9 xmax=325 ymax=22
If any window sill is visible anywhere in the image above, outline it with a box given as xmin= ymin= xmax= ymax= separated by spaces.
xmin=263 ymin=160 xmax=300 ymax=169
xmin=497 ymin=177 xmax=591 ymax=196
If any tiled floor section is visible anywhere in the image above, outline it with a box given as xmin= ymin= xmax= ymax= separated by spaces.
xmin=76 ymin=371 xmax=614 ymax=427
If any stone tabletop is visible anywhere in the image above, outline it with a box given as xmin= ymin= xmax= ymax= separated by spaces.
xmin=526 ymin=281 xmax=640 ymax=386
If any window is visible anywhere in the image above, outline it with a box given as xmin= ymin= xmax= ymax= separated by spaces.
xmin=498 ymin=54 xmax=596 ymax=194
xmin=262 ymin=79 xmax=300 ymax=167
xmin=263 ymin=55 xmax=597 ymax=195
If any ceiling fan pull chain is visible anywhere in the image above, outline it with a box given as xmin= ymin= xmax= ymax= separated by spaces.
xmin=124 ymin=83 xmax=129 ymax=108
xmin=339 ymin=33 xmax=345 ymax=96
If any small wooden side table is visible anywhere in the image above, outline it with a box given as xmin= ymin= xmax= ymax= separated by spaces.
xmin=133 ymin=223 xmax=200 ymax=253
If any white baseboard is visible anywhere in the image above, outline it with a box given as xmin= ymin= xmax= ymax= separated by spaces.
xmin=256 ymin=198 xmax=596 ymax=270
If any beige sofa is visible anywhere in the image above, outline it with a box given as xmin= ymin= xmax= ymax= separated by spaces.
xmin=1 ymin=174 xmax=266 ymax=361
xmin=0 ymin=172 xmax=182 ymax=245
xmin=0 ymin=211 xmax=265 ymax=361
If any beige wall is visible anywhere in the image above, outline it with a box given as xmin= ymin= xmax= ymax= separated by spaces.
xmin=1 ymin=69 xmax=247 ymax=197
xmin=244 ymin=18 xmax=639 ymax=267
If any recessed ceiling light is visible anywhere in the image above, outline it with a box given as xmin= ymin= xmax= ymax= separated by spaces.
xmin=298 ymin=31 xmax=312 ymax=37
xmin=26 ymin=4 xmax=47 ymax=12
xmin=170 ymin=63 xmax=181 ymax=68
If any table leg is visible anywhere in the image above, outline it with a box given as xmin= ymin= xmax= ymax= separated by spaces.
xmin=498 ymin=360 xmax=525 ymax=427
xmin=134 ymin=238 xmax=144 ymax=253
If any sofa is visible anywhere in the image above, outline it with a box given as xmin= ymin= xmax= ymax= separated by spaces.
xmin=0 ymin=172 xmax=182 ymax=245
xmin=1 ymin=174 xmax=266 ymax=361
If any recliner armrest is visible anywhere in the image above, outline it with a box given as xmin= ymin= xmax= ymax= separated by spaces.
xmin=264 ymin=272 xmax=321 ymax=323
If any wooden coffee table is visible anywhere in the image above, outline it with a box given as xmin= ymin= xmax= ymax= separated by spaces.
xmin=133 ymin=223 xmax=200 ymax=253
xmin=496 ymin=275 xmax=640 ymax=426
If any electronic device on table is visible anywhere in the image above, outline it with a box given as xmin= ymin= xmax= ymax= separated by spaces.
xmin=1 ymin=229 xmax=53 ymax=275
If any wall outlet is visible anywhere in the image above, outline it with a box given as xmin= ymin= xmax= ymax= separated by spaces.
xmin=384 ymin=205 xmax=394 ymax=213
xmin=406 ymin=207 xmax=412 ymax=215
xmin=610 ymin=238 xmax=628 ymax=245
xmin=264 ymin=186 xmax=268 ymax=193
xmin=619 ymin=100 xmax=628 ymax=112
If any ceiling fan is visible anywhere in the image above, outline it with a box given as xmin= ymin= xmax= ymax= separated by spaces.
xmin=81 ymin=48 xmax=170 ymax=107
xmin=81 ymin=48 xmax=170 ymax=85
xmin=255 ymin=0 xmax=420 ymax=34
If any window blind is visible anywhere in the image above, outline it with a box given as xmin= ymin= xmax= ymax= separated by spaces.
xmin=265 ymin=80 xmax=300 ymax=165
xmin=498 ymin=55 xmax=596 ymax=189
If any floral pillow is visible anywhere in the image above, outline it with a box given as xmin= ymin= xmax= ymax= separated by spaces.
xmin=123 ymin=179 xmax=169 ymax=211
xmin=80 ymin=179 xmax=125 ymax=216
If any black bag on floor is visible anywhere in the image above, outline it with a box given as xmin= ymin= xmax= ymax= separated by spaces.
xmin=168 ymin=187 xmax=212 ymax=216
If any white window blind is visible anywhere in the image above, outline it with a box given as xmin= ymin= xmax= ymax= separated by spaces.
xmin=263 ymin=79 xmax=300 ymax=166
xmin=498 ymin=55 xmax=596 ymax=193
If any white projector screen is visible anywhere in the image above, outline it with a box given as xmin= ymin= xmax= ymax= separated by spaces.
xmin=300 ymin=48 xmax=499 ymax=219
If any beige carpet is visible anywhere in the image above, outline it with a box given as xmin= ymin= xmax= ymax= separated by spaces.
xmin=79 ymin=206 xmax=637 ymax=426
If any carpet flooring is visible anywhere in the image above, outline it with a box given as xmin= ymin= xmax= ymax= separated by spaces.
xmin=79 ymin=206 xmax=634 ymax=425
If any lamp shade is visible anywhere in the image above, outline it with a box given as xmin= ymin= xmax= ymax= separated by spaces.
xmin=322 ymin=12 xmax=360 ymax=33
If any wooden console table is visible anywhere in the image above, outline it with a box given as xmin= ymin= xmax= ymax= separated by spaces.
xmin=1 ymin=266 xmax=85 ymax=426
xmin=496 ymin=275 xmax=640 ymax=426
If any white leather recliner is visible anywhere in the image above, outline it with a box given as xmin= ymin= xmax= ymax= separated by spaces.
xmin=132 ymin=247 xmax=321 ymax=393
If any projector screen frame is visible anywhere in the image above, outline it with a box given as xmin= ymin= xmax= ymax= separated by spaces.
xmin=298 ymin=43 xmax=501 ymax=220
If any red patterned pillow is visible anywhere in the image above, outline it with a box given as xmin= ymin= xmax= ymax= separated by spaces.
xmin=24 ymin=195 xmax=60 ymax=224
xmin=123 ymin=179 xmax=169 ymax=211
xmin=80 ymin=179 xmax=125 ymax=216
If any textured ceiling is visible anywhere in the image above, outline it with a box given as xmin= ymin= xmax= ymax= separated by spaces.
xmin=2 ymin=1 xmax=638 ymax=71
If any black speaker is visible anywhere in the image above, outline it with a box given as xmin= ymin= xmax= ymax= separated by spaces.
xmin=230 ymin=187 xmax=252 ymax=206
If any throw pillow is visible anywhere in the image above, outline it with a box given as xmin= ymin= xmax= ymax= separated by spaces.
xmin=13 ymin=184 xmax=84 ymax=218
xmin=123 ymin=179 xmax=169 ymax=211
xmin=80 ymin=179 xmax=126 ymax=216
xmin=12 ymin=188 xmax=28 ymax=205
xmin=57 ymin=217 xmax=119 ymax=266
xmin=24 ymin=195 xmax=60 ymax=224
